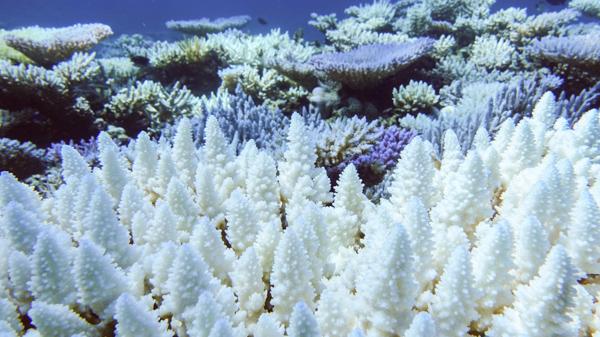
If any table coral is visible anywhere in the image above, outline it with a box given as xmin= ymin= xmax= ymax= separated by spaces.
xmin=166 ymin=15 xmax=252 ymax=35
xmin=3 ymin=24 xmax=113 ymax=67
xmin=309 ymin=39 xmax=435 ymax=89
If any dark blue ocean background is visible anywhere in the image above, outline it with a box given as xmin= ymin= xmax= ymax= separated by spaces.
xmin=0 ymin=0 xmax=568 ymax=41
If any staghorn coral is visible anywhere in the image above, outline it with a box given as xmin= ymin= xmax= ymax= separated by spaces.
xmin=1 ymin=94 xmax=598 ymax=336
xmin=324 ymin=23 xmax=411 ymax=52
xmin=400 ymin=74 xmax=559 ymax=155
xmin=137 ymin=37 xmax=211 ymax=69
xmin=166 ymin=15 xmax=252 ymax=35
xmin=3 ymin=24 xmax=113 ymax=67
xmin=308 ymin=13 xmax=338 ymax=33
xmin=0 ymin=52 xmax=107 ymax=146
xmin=97 ymin=57 xmax=140 ymax=82
xmin=160 ymin=86 xmax=290 ymax=155
xmin=514 ymin=9 xmax=580 ymax=42
xmin=309 ymin=39 xmax=435 ymax=89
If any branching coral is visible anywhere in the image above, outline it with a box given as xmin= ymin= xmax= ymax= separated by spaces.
xmin=218 ymin=64 xmax=308 ymax=110
xmin=161 ymin=86 xmax=290 ymax=155
xmin=310 ymin=0 xmax=407 ymax=50
xmin=3 ymin=24 xmax=113 ymax=67
xmin=400 ymin=75 xmax=558 ymax=155
xmin=469 ymin=35 xmax=516 ymax=69
xmin=204 ymin=29 xmax=317 ymax=67
xmin=328 ymin=126 xmax=416 ymax=186
xmin=309 ymin=39 xmax=435 ymax=89
xmin=166 ymin=15 xmax=252 ymax=35
xmin=313 ymin=115 xmax=382 ymax=168
xmin=0 ymin=96 xmax=599 ymax=336
xmin=105 ymin=80 xmax=202 ymax=133
xmin=392 ymin=80 xmax=439 ymax=115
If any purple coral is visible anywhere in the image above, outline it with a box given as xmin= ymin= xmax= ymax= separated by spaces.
xmin=309 ymin=39 xmax=435 ymax=89
xmin=328 ymin=126 xmax=415 ymax=186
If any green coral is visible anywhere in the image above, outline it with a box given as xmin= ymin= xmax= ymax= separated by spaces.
xmin=105 ymin=80 xmax=202 ymax=132
xmin=97 ymin=57 xmax=140 ymax=82
xmin=392 ymin=80 xmax=440 ymax=115
xmin=314 ymin=115 xmax=382 ymax=167
xmin=204 ymin=29 xmax=317 ymax=67
xmin=2 ymin=24 xmax=113 ymax=67
xmin=0 ymin=30 xmax=33 ymax=64
xmin=432 ymin=35 xmax=457 ymax=59
xmin=140 ymin=37 xmax=210 ymax=69
xmin=218 ymin=64 xmax=308 ymax=111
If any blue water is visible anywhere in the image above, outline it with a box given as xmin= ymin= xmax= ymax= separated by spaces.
xmin=0 ymin=0 xmax=562 ymax=41
xmin=0 ymin=0 xmax=359 ymax=40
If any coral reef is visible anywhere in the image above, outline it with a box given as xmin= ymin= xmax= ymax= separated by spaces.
xmin=1 ymin=2 xmax=600 ymax=335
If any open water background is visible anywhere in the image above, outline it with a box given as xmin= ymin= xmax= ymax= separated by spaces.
xmin=0 ymin=0 xmax=567 ymax=41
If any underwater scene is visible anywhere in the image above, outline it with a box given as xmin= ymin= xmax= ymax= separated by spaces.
xmin=1 ymin=0 xmax=600 ymax=336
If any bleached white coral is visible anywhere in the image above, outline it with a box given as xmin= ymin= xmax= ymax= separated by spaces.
xmin=287 ymin=301 xmax=320 ymax=337
xmin=490 ymin=245 xmax=578 ymax=337
xmin=356 ymin=223 xmax=417 ymax=336
xmin=430 ymin=245 xmax=478 ymax=337
xmin=278 ymin=113 xmax=331 ymax=204
xmin=270 ymin=228 xmax=315 ymax=325
xmin=470 ymin=35 xmax=516 ymax=69
xmin=115 ymin=293 xmax=169 ymax=337
xmin=570 ymin=0 xmax=600 ymax=18
xmin=0 ymin=93 xmax=599 ymax=336
xmin=389 ymin=137 xmax=436 ymax=209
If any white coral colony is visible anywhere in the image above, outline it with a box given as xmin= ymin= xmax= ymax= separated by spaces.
xmin=2 ymin=94 xmax=600 ymax=337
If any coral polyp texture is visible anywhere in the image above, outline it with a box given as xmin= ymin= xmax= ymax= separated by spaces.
xmin=166 ymin=15 xmax=252 ymax=35
xmin=2 ymin=23 xmax=113 ymax=67
xmin=309 ymin=39 xmax=435 ymax=89
xmin=1 ymin=92 xmax=600 ymax=336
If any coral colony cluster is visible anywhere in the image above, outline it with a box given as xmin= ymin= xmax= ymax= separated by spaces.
xmin=1 ymin=0 xmax=600 ymax=336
